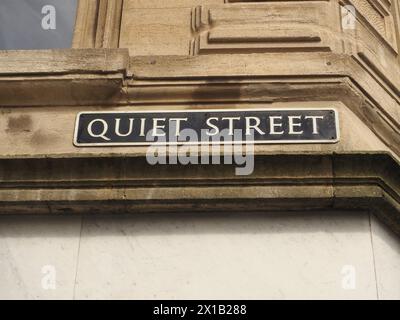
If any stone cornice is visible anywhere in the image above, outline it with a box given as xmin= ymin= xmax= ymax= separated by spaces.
xmin=0 ymin=153 xmax=399 ymax=235
xmin=1 ymin=50 xmax=398 ymax=157
xmin=0 ymin=50 xmax=398 ymax=106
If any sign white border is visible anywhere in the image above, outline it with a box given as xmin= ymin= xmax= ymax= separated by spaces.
xmin=73 ymin=108 xmax=340 ymax=147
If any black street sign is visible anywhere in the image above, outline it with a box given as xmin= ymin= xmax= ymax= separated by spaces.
xmin=73 ymin=108 xmax=339 ymax=146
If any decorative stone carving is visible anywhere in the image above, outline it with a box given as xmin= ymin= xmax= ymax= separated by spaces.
xmin=190 ymin=2 xmax=339 ymax=55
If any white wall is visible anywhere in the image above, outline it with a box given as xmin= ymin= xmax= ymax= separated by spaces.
xmin=0 ymin=211 xmax=399 ymax=299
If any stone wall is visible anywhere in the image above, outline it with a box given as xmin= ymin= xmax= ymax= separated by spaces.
xmin=0 ymin=0 xmax=400 ymax=299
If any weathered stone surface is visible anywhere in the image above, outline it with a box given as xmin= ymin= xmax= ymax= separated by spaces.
xmin=1 ymin=0 xmax=400 ymax=300
xmin=0 ymin=0 xmax=399 ymax=237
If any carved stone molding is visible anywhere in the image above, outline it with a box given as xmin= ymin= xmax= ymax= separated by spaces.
xmin=342 ymin=0 xmax=397 ymax=48
xmin=190 ymin=2 xmax=339 ymax=55
xmin=0 ymin=49 xmax=398 ymax=156
xmin=0 ymin=154 xmax=399 ymax=236
xmin=72 ymin=0 xmax=123 ymax=48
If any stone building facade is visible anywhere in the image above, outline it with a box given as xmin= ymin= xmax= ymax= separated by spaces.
xmin=0 ymin=0 xmax=400 ymax=299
